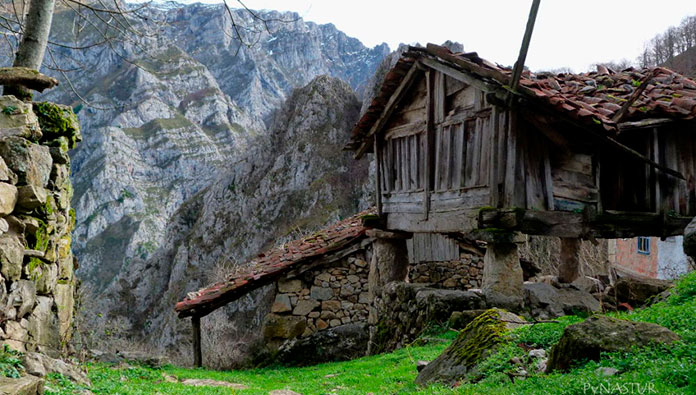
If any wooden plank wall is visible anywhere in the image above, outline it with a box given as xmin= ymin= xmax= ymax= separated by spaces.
xmin=657 ymin=126 xmax=695 ymax=216
xmin=501 ymin=114 xmax=555 ymax=210
xmin=406 ymin=233 xmax=460 ymax=263
xmin=380 ymin=76 xmax=428 ymax=214
xmin=380 ymin=71 xmax=498 ymax=215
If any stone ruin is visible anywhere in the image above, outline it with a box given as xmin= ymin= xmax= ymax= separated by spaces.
xmin=0 ymin=95 xmax=81 ymax=356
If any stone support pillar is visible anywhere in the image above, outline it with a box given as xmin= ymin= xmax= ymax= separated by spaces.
xmin=558 ymin=237 xmax=581 ymax=283
xmin=482 ymin=236 xmax=524 ymax=310
xmin=366 ymin=229 xmax=410 ymax=302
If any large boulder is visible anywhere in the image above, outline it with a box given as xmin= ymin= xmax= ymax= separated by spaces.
xmin=263 ymin=314 xmax=307 ymax=339
xmin=546 ymin=315 xmax=680 ymax=372
xmin=524 ymin=282 xmax=601 ymax=319
xmin=415 ymin=289 xmax=486 ymax=323
xmin=0 ymin=375 xmax=44 ymax=394
xmin=605 ymin=275 xmax=672 ymax=308
xmin=274 ymin=323 xmax=368 ymax=366
xmin=415 ymin=308 xmax=526 ymax=386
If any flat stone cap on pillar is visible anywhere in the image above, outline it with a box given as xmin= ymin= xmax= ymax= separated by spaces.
xmin=366 ymin=229 xmax=411 ymax=239
xmin=0 ymin=67 xmax=58 ymax=93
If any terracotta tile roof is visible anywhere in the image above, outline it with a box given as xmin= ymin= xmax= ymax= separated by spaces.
xmin=348 ymin=43 xmax=696 ymax=153
xmin=175 ymin=208 xmax=376 ymax=317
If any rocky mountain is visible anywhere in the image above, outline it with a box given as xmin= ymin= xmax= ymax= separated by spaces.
xmin=23 ymin=1 xmax=388 ymax=294
xmin=89 ymin=74 xmax=369 ymax=363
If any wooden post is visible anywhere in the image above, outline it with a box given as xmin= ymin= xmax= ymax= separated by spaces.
xmin=192 ymin=315 xmax=202 ymax=368
xmin=509 ymin=0 xmax=541 ymax=96
xmin=374 ymin=136 xmax=383 ymax=216
xmin=558 ymin=237 xmax=581 ymax=283
xmin=423 ymin=70 xmax=435 ymax=219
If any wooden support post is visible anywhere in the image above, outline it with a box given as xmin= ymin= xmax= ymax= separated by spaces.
xmin=558 ymin=238 xmax=581 ymax=283
xmin=192 ymin=316 xmax=202 ymax=368
xmin=374 ymin=136 xmax=383 ymax=216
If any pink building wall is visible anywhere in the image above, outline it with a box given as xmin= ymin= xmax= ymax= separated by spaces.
xmin=612 ymin=237 xmax=659 ymax=278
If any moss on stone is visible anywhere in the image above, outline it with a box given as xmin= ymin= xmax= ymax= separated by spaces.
xmin=33 ymin=102 xmax=81 ymax=149
xmin=452 ymin=309 xmax=509 ymax=367
xmin=32 ymin=221 xmax=50 ymax=252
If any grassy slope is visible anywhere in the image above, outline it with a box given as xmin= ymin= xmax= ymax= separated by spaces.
xmin=43 ymin=272 xmax=696 ymax=394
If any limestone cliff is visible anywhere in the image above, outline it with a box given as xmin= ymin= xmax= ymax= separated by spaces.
xmin=87 ymin=75 xmax=371 ymax=361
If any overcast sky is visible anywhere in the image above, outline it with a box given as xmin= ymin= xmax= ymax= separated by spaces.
xmin=168 ymin=0 xmax=696 ymax=73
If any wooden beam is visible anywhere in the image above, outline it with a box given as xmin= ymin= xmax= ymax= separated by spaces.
xmin=192 ymin=316 xmax=202 ymax=368
xmin=510 ymin=0 xmax=541 ymax=95
xmin=478 ymin=208 xmax=692 ymax=239
xmin=611 ymin=70 xmax=654 ymax=123
xmin=618 ymin=118 xmax=673 ymax=132
xmin=419 ymin=57 xmax=497 ymax=94
xmin=355 ymin=63 xmax=422 ymax=159
xmin=424 ymin=44 xmax=510 ymax=85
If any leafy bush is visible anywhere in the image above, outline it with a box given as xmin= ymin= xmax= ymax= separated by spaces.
xmin=0 ymin=345 xmax=23 ymax=378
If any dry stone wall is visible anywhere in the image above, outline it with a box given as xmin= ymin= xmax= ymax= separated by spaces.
xmin=408 ymin=251 xmax=484 ymax=289
xmin=264 ymin=251 xmax=371 ymax=340
xmin=0 ymin=96 xmax=81 ymax=356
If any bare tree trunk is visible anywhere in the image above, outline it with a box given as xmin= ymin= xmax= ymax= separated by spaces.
xmin=3 ymin=0 xmax=55 ymax=98
xmin=13 ymin=0 xmax=55 ymax=69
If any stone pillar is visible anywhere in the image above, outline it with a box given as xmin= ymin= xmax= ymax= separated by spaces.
xmin=366 ymin=229 xmax=410 ymax=302
xmin=482 ymin=240 xmax=523 ymax=310
xmin=365 ymin=229 xmax=409 ymax=355
xmin=558 ymin=238 xmax=581 ymax=283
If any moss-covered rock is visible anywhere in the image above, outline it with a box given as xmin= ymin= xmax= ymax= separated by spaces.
xmin=415 ymin=308 xmax=526 ymax=386
xmin=546 ymin=315 xmax=680 ymax=372
xmin=32 ymin=102 xmax=81 ymax=149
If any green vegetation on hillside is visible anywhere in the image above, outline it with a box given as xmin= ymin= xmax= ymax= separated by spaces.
xmin=36 ymin=271 xmax=696 ymax=394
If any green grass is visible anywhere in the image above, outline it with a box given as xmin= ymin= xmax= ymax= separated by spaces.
xmin=45 ymin=271 xmax=696 ymax=394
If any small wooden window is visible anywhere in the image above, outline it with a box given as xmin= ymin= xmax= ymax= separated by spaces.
xmin=637 ymin=237 xmax=650 ymax=255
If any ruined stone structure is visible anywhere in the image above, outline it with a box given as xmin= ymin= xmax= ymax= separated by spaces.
xmin=0 ymin=95 xmax=81 ymax=356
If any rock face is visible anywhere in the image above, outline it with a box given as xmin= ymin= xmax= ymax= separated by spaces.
xmin=85 ymin=75 xmax=371 ymax=362
xmin=0 ymin=97 xmax=80 ymax=356
xmin=546 ymin=315 xmax=680 ymax=372
xmin=415 ymin=308 xmax=526 ymax=387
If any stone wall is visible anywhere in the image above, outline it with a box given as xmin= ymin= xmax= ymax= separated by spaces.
xmin=0 ymin=96 xmax=81 ymax=356
xmin=408 ymin=251 xmax=484 ymax=289
xmin=262 ymin=250 xmax=370 ymax=344
xmin=369 ymin=282 xmax=486 ymax=354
